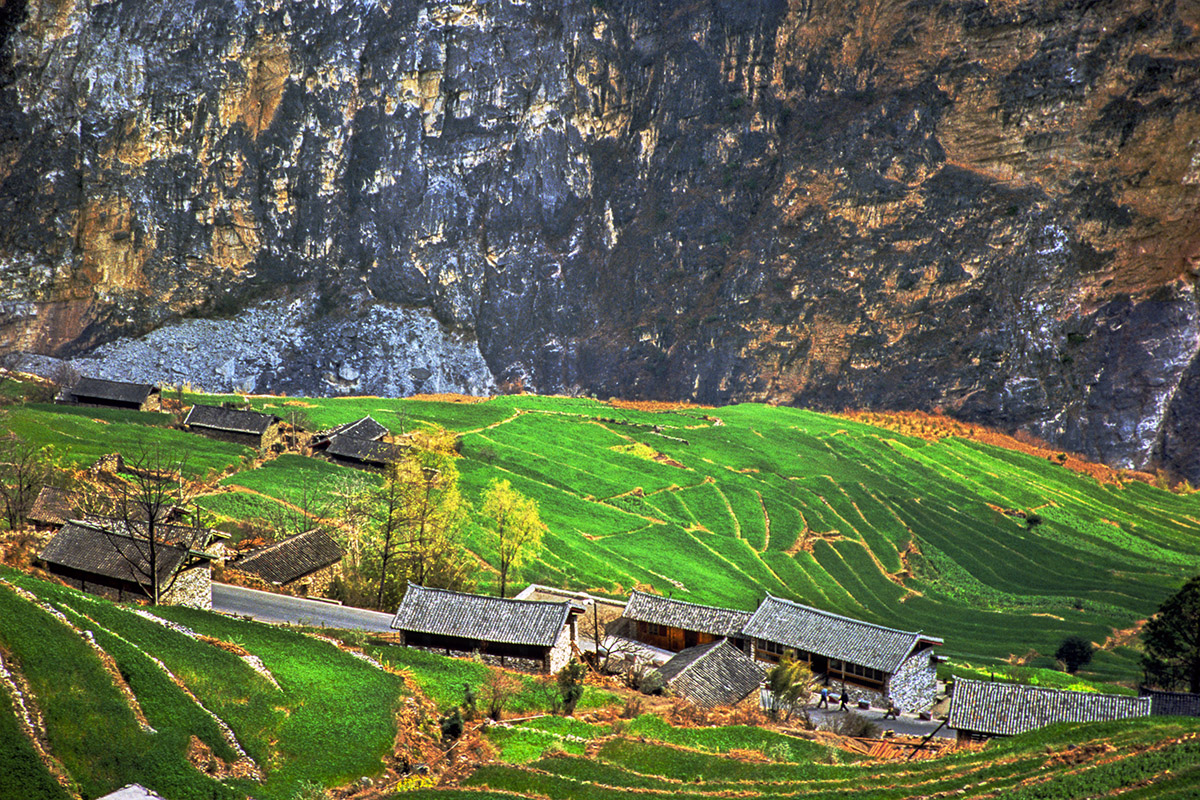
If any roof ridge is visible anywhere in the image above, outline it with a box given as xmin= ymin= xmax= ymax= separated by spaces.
xmin=953 ymin=677 xmax=1140 ymax=702
xmin=759 ymin=593 xmax=925 ymax=639
xmin=630 ymin=589 xmax=751 ymax=614
xmin=406 ymin=582 xmax=572 ymax=609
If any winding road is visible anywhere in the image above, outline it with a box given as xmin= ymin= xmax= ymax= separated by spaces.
xmin=211 ymin=583 xmax=396 ymax=632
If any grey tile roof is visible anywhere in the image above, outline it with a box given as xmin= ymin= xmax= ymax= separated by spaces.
xmin=392 ymin=583 xmax=573 ymax=647
xmin=232 ymin=529 xmax=344 ymax=585
xmin=38 ymin=521 xmax=194 ymax=587
xmin=948 ymin=678 xmax=1151 ymax=736
xmin=185 ymin=404 xmax=281 ymax=435
xmin=319 ymin=416 xmax=389 ymax=442
xmin=65 ymin=377 xmax=158 ymax=406
xmin=1142 ymin=689 xmax=1200 ymax=717
xmin=623 ymin=590 xmax=752 ymax=637
xmin=656 ymin=639 xmax=765 ymax=708
xmin=741 ymin=595 xmax=941 ymax=674
xmin=325 ymin=435 xmax=406 ymax=465
xmin=28 ymin=486 xmax=82 ymax=526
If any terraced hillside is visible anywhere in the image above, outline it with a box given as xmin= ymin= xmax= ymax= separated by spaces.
xmin=429 ymin=714 xmax=1200 ymax=800
xmin=9 ymin=389 xmax=1200 ymax=683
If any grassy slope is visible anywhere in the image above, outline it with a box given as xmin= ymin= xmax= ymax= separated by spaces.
xmin=0 ymin=570 xmax=407 ymax=800
xmin=446 ymin=715 xmax=1200 ymax=800
xmin=11 ymin=394 xmax=1200 ymax=683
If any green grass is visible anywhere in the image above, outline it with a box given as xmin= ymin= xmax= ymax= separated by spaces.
xmin=0 ymin=570 xmax=408 ymax=800
xmin=14 ymin=392 xmax=1200 ymax=684
xmin=442 ymin=716 xmax=1200 ymax=800
xmin=3 ymin=403 xmax=252 ymax=477
xmin=0 ymin=683 xmax=70 ymax=800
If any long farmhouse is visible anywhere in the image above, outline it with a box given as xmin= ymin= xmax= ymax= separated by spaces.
xmin=391 ymin=583 xmax=584 ymax=673
xmin=616 ymin=591 xmax=942 ymax=711
xmin=184 ymin=404 xmax=283 ymax=449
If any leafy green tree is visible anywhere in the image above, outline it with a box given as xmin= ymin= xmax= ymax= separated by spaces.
xmin=481 ymin=478 xmax=547 ymax=597
xmin=766 ymin=651 xmax=812 ymax=720
xmin=1142 ymin=575 xmax=1200 ymax=693
xmin=1054 ymin=635 xmax=1094 ymax=674
xmin=366 ymin=425 xmax=474 ymax=608
xmin=557 ymin=659 xmax=588 ymax=716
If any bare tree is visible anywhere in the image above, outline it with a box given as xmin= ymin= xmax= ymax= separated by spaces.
xmin=0 ymin=429 xmax=60 ymax=530
xmin=80 ymin=445 xmax=210 ymax=605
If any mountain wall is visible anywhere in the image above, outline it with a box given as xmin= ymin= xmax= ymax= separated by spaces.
xmin=2 ymin=0 xmax=1199 ymax=478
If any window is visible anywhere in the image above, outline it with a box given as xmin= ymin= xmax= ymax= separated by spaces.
xmin=758 ymin=639 xmax=786 ymax=654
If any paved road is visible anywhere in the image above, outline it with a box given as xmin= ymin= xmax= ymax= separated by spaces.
xmin=805 ymin=706 xmax=953 ymax=739
xmin=212 ymin=583 xmax=396 ymax=632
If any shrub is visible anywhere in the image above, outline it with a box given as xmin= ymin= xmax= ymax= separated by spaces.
xmin=557 ymin=659 xmax=587 ymax=715
xmin=826 ymin=712 xmax=879 ymax=738
xmin=1055 ymin=635 xmax=1094 ymax=674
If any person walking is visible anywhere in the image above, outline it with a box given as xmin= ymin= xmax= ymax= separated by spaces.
xmin=883 ymin=699 xmax=899 ymax=720
xmin=839 ymin=688 xmax=849 ymax=711
xmin=817 ymin=687 xmax=829 ymax=709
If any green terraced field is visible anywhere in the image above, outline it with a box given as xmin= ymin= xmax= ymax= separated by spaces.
xmin=0 ymin=568 xmax=407 ymax=800
xmin=424 ymin=715 xmax=1200 ymax=800
xmin=12 ymin=394 xmax=1200 ymax=683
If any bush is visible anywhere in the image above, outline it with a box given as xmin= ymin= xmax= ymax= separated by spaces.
xmin=826 ymin=712 xmax=879 ymax=738
xmin=1055 ymin=635 xmax=1094 ymax=674
xmin=557 ymin=659 xmax=587 ymax=716
xmin=440 ymin=707 xmax=465 ymax=742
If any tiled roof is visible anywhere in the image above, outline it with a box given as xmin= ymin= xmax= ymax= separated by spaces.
xmin=948 ymin=679 xmax=1151 ymax=736
xmin=1142 ymin=689 xmax=1200 ymax=718
xmin=325 ymin=435 xmax=406 ymax=465
xmin=392 ymin=584 xmax=573 ymax=647
xmin=184 ymin=404 xmax=280 ymax=435
xmin=38 ymin=521 xmax=195 ymax=587
xmin=742 ymin=595 xmax=940 ymax=673
xmin=623 ymin=590 xmax=752 ymax=637
xmin=28 ymin=486 xmax=82 ymax=526
xmin=319 ymin=416 xmax=389 ymax=442
xmin=656 ymin=639 xmax=765 ymax=708
xmin=232 ymin=529 xmax=344 ymax=585
xmin=65 ymin=377 xmax=158 ymax=405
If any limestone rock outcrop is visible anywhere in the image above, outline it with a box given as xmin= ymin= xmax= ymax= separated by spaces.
xmin=1 ymin=0 xmax=1198 ymax=477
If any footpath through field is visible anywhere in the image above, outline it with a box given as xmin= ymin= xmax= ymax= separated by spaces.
xmin=212 ymin=583 xmax=396 ymax=632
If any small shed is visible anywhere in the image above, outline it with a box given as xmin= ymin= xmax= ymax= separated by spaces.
xmin=391 ymin=583 xmax=583 ymax=673
xmin=1140 ymin=688 xmax=1200 ymax=718
xmin=654 ymin=639 xmax=765 ymax=708
xmin=184 ymin=404 xmax=283 ymax=449
xmin=56 ymin=377 xmax=161 ymax=412
xmin=38 ymin=520 xmax=220 ymax=608
xmin=323 ymin=435 xmax=407 ymax=470
xmin=621 ymin=590 xmax=752 ymax=652
xmin=948 ymin=679 xmax=1152 ymax=741
xmin=27 ymin=486 xmax=83 ymax=527
xmin=313 ymin=416 xmax=389 ymax=445
xmin=227 ymin=529 xmax=344 ymax=596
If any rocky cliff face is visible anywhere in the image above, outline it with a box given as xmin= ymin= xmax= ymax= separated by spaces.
xmin=2 ymin=0 xmax=1199 ymax=477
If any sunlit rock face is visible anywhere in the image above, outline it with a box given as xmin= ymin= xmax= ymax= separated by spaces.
xmin=1 ymin=0 xmax=1199 ymax=477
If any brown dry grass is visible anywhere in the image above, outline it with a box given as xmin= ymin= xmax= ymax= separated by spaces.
xmin=405 ymin=393 xmax=489 ymax=404
xmin=604 ymin=398 xmax=715 ymax=412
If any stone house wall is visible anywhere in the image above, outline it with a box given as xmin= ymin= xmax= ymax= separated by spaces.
xmin=189 ymin=425 xmax=279 ymax=449
xmin=886 ymin=646 xmax=938 ymax=712
xmin=162 ymin=564 xmax=212 ymax=609
xmin=286 ymin=562 xmax=340 ymax=597
xmin=546 ymin=615 xmax=577 ymax=673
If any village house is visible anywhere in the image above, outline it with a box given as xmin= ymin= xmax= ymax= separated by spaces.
xmin=56 ymin=376 xmax=162 ymax=412
xmin=620 ymin=590 xmax=752 ymax=654
xmin=391 ymin=583 xmax=584 ymax=673
xmin=515 ymin=583 xmax=629 ymax=665
xmin=26 ymin=486 xmax=83 ymax=528
xmin=311 ymin=416 xmax=389 ymax=446
xmin=184 ymin=404 xmax=283 ymax=449
xmin=948 ymin=679 xmax=1151 ymax=742
xmin=321 ymin=435 xmax=407 ymax=470
xmin=741 ymin=594 xmax=943 ymax=712
xmin=225 ymin=529 xmax=345 ymax=597
xmin=653 ymin=639 xmax=765 ymax=708
xmin=37 ymin=519 xmax=223 ymax=608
